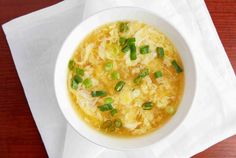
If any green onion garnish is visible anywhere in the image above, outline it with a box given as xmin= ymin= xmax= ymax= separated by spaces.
xmin=127 ymin=38 xmax=135 ymax=45
xmin=104 ymin=61 xmax=113 ymax=71
xmin=133 ymin=76 xmax=142 ymax=84
xmin=122 ymin=45 xmax=130 ymax=53
xmin=115 ymin=81 xmax=125 ymax=92
xmin=119 ymin=37 xmax=126 ymax=46
xmin=74 ymin=75 xmax=83 ymax=83
xmin=98 ymin=104 xmax=113 ymax=111
xmin=68 ymin=60 xmax=75 ymax=70
xmin=114 ymin=119 xmax=122 ymax=128
xmin=142 ymin=102 xmax=153 ymax=110
xmin=119 ymin=22 xmax=129 ymax=32
xmin=111 ymin=109 xmax=118 ymax=116
xmin=83 ymin=78 xmax=92 ymax=88
xmin=154 ymin=71 xmax=163 ymax=78
xmin=71 ymin=75 xmax=83 ymax=90
xmin=139 ymin=68 xmax=149 ymax=78
xmin=133 ymin=68 xmax=149 ymax=84
xmin=91 ymin=91 xmax=107 ymax=97
xmin=121 ymin=38 xmax=136 ymax=53
xmin=140 ymin=45 xmax=149 ymax=54
xmin=172 ymin=60 xmax=183 ymax=73
xmin=111 ymin=71 xmax=120 ymax=80
xmin=156 ymin=47 xmax=164 ymax=58
xmin=104 ymin=97 xmax=113 ymax=104
xmin=75 ymin=67 xmax=84 ymax=76
xmin=130 ymin=44 xmax=137 ymax=60
xmin=71 ymin=80 xmax=78 ymax=90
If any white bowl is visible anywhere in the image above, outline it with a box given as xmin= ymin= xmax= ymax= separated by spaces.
xmin=54 ymin=7 xmax=197 ymax=150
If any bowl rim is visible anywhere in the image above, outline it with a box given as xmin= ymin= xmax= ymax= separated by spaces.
xmin=54 ymin=6 xmax=198 ymax=150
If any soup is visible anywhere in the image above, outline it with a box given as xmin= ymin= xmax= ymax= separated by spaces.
xmin=67 ymin=21 xmax=184 ymax=137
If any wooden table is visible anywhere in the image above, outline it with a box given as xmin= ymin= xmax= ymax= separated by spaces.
xmin=0 ymin=0 xmax=235 ymax=157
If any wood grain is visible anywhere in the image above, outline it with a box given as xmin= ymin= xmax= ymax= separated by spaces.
xmin=0 ymin=0 xmax=235 ymax=158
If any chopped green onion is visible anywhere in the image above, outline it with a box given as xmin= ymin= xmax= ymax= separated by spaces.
xmin=104 ymin=97 xmax=113 ymax=104
xmin=75 ymin=67 xmax=84 ymax=76
xmin=133 ymin=68 xmax=149 ymax=84
xmin=121 ymin=37 xmax=136 ymax=54
xmin=122 ymin=45 xmax=130 ymax=53
xmin=133 ymin=76 xmax=142 ymax=84
xmin=68 ymin=60 xmax=75 ymax=70
xmin=156 ymin=47 xmax=164 ymax=58
xmin=140 ymin=45 xmax=149 ymax=54
xmin=101 ymin=120 xmax=112 ymax=129
xmin=111 ymin=109 xmax=118 ymax=116
xmin=119 ymin=22 xmax=129 ymax=32
xmin=127 ymin=38 xmax=135 ymax=45
xmin=154 ymin=71 xmax=163 ymax=78
xmin=119 ymin=37 xmax=126 ymax=46
xmin=111 ymin=71 xmax=120 ymax=80
xmin=114 ymin=119 xmax=122 ymax=128
xmin=172 ymin=60 xmax=183 ymax=73
xmin=91 ymin=91 xmax=107 ymax=97
xmin=71 ymin=75 xmax=83 ymax=90
xmin=98 ymin=104 xmax=113 ymax=111
xmin=83 ymin=78 xmax=92 ymax=88
xmin=165 ymin=106 xmax=175 ymax=114
xmin=142 ymin=102 xmax=153 ymax=110
xmin=115 ymin=81 xmax=125 ymax=92
xmin=104 ymin=61 xmax=113 ymax=71
xmin=130 ymin=44 xmax=137 ymax=60
xmin=139 ymin=68 xmax=149 ymax=78
xmin=71 ymin=80 xmax=78 ymax=90
xmin=74 ymin=75 xmax=83 ymax=83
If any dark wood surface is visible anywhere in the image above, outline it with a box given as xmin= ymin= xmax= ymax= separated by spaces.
xmin=0 ymin=0 xmax=235 ymax=158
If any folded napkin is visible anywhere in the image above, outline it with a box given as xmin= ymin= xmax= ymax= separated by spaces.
xmin=2 ymin=0 xmax=236 ymax=158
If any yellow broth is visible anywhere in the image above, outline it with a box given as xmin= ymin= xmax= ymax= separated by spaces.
xmin=67 ymin=21 xmax=184 ymax=137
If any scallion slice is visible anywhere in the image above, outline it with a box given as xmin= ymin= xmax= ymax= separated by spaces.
xmin=75 ymin=67 xmax=84 ymax=76
xmin=127 ymin=38 xmax=135 ymax=45
xmin=140 ymin=45 xmax=149 ymax=54
xmin=139 ymin=68 xmax=149 ymax=78
xmin=71 ymin=75 xmax=83 ymax=90
xmin=156 ymin=47 xmax=164 ymax=58
xmin=111 ymin=109 xmax=118 ymax=116
xmin=111 ymin=71 xmax=120 ymax=80
xmin=83 ymin=78 xmax=92 ymax=88
xmin=71 ymin=80 xmax=78 ymax=90
xmin=122 ymin=45 xmax=130 ymax=53
xmin=104 ymin=97 xmax=113 ymax=104
xmin=133 ymin=76 xmax=142 ymax=84
xmin=115 ymin=81 xmax=125 ymax=92
xmin=142 ymin=102 xmax=153 ymax=110
xmin=133 ymin=68 xmax=149 ymax=84
xmin=104 ymin=61 xmax=113 ymax=71
xmin=98 ymin=104 xmax=113 ymax=111
xmin=91 ymin=91 xmax=107 ymax=97
xmin=119 ymin=37 xmax=126 ymax=46
xmin=68 ymin=60 xmax=75 ymax=70
xmin=172 ymin=60 xmax=183 ymax=73
xmin=154 ymin=71 xmax=163 ymax=78
xmin=119 ymin=22 xmax=129 ymax=32
xmin=130 ymin=44 xmax=137 ymax=60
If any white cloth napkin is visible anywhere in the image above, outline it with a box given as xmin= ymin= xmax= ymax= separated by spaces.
xmin=2 ymin=0 xmax=236 ymax=158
